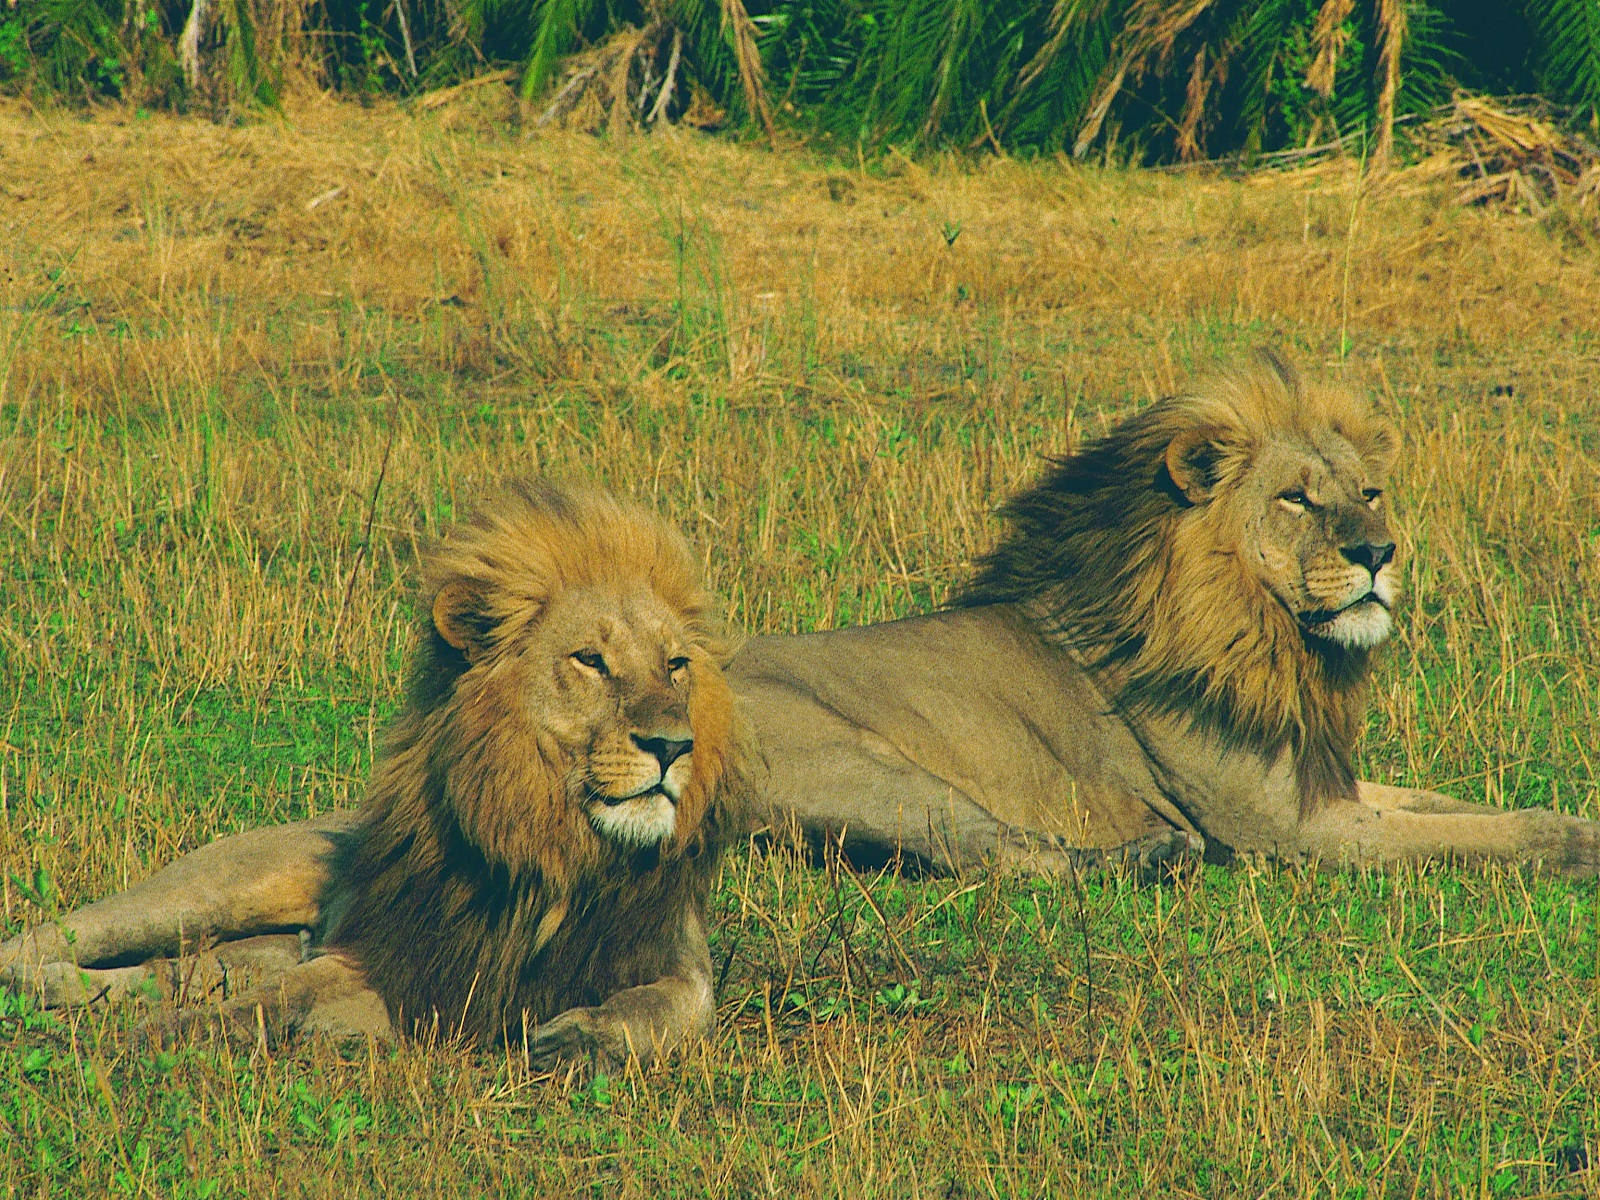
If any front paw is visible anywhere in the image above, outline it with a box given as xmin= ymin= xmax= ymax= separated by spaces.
xmin=528 ymin=1007 xmax=609 ymax=1070
xmin=1556 ymin=815 xmax=1600 ymax=876
xmin=1120 ymin=828 xmax=1206 ymax=880
xmin=0 ymin=926 xmax=75 ymax=977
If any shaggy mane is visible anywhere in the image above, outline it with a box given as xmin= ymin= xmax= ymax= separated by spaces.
xmin=957 ymin=353 xmax=1396 ymax=813
xmin=326 ymin=480 xmax=745 ymax=1043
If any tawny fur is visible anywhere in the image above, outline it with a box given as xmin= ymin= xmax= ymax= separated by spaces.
xmin=958 ymin=354 xmax=1396 ymax=814
xmin=325 ymin=481 xmax=748 ymax=1043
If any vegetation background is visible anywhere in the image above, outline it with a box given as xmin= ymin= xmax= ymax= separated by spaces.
xmin=0 ymin=87 xmax=1599 ymax=1194
xmin=5 ymin=0 xmax=1600 ymax=163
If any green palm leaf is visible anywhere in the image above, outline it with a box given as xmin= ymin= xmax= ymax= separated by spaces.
xmin=1527 ymin=0 xmax=1600 ymax=117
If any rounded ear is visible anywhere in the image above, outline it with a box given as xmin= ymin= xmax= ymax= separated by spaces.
xmin=1164 ymin=425 xmax=1234 ymax=504
xmin=432 ymin=579 xmax=490 ymax=659
xmin=1357 ymin=421 xmax=1399 ymax=475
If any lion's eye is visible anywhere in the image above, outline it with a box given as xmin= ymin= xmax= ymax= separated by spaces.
xmin=1277 ymin=490 xmax=1311 ymax=512
xmin=667 ymin=655 xmax=690 ymax=679
xmin=571 ymin=650 xmax=609 ymax=676
xmin=1363 ymin=488 xmax=1383 ymax=507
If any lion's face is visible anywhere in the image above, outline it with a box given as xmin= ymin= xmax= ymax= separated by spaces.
xmin=419 ymin=481 xmax=741 ymax=873
xmin=1232 ymin=432 xmax=1399 ymax=650
xmin=1161 ymin=381 xmax=1400 ymax=655
xmin=532 ymin=584 xmax=702 ymax=849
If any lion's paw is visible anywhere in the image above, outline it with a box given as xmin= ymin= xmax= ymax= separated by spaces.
xmin=528 ymin=1007 xmax=614 ymax=1070
xmin=1555 ymin=814 xmax=1600 ymax=876
xmin=1125 ymin=828 xmax=1206 ymax=879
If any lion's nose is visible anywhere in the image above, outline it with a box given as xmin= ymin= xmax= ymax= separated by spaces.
xmin=1341 ymin=541 xmax=1395 ymax=574
xmin=633 ymin=735 xmax=693 ymax=773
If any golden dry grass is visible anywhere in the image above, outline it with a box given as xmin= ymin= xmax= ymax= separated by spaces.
xmin=1 ymin=92 xmax=1599 ymax=1197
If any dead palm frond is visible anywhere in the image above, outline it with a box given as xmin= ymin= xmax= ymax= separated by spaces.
xmin=1303 ymin=0 xmax=1353 ymax=98
xmin=1371 ymin=0 xmax=1405 ymax=163
xmin=1418 ymin=93 xmax=1600 ymax=212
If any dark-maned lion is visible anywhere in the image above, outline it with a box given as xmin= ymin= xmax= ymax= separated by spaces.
xmin=1 ymin=481 xmax=751 ymax=1065
xmin=732 ymin=352 xmax=1600 ymax=874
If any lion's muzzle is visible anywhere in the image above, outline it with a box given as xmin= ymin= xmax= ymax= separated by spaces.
xmin=633 ymin=734 xmax=693 ymax=774
xmin=585 ymin=741 xmax=695 ymax=847
xmin=1300 ymin=557 xmax=1398 ymax=651
xmin=1339 ymin=541 xmax=1395 ymax=575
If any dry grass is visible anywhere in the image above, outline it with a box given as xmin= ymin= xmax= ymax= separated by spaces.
xmin=1 ymin=93 xmax=1599 ymax=1197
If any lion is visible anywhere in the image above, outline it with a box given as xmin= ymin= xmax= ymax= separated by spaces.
xmin=7 ymin=356 xmax=1598 ymax=1043
xmin=730 ymin=352 xmax=1600 ymax=874
xmin=0 ymin=481 xmax=751 ymax=1065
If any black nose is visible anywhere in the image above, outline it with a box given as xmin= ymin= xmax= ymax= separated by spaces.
xmin=1341 ymin=542 xmax=1395 ymax=574
xmin=633 ymin=735 xmax=693 ymax=773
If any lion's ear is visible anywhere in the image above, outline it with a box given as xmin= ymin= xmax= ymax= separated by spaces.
xmin=1354 ymin=420 xmax=1399 ymax=475
xmin=1164 ymin=425 xmax=1238 ymax=504
xmin=432 ymin=579 xmax=493 ymax=660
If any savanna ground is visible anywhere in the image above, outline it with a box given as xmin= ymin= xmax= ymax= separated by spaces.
xmin=1 ymin=89 xmax=1599 ymax=1198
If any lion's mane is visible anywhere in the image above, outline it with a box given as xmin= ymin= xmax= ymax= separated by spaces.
xmin=325 ymin=480 xmax=747 ymax=1042
xmin=958 ymin=353 xmax=1397 ymax=813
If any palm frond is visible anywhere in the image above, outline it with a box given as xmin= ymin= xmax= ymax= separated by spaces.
xmin=719 ymin=0 xmax=774 ymax=138
xmin=15 ymin=0 xmax=129 ymax=97
xmin=1527 ymin=0 xmax=1600 ymax=118
xmin=1372 ymin=0 xmax=1405 ymax=161
xmin=0 ymin=0 xmax=1586 ymax=167
xmin=519 ymin=0 xmax=595 ymax=99
xmin=1303 ymin=0 xmax=1353 ymax=97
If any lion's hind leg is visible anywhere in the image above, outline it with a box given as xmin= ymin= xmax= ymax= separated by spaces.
xmin=8 ymin=932 xmax=305 ymax=1010
xmin=993 ymin=826 xmax=1206 ymax=878
xmin=0 ymin=813 xmax=355 ymax=1008
xmin=16 ymin=960 xmax=164 ymax=1009
xmin=143 ymin=951 xmax=392 ymax=1049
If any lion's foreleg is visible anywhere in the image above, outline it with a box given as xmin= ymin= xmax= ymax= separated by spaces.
xmin=1304 ymin=791 xmax=1600 ymax=875
xmin=1 ymin=813 xmax=355 ymax=1003
xmin=529 ymin=908 xmax=715 ymax=1070
xmin=1356 ymin=781 xmax=1504 ymax=816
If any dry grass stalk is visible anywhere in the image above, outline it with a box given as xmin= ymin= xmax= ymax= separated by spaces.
xmin=417 ymin=68 xmax=516 ymax=112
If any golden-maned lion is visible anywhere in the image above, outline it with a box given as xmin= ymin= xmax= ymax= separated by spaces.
xmin=731 ymin=352 xmax=1600 ymax=874
xmin=0 ymin=481 xmax=751 ymax=1065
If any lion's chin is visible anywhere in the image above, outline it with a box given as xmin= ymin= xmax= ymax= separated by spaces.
xmin=587 ymin=789 xmax=678 ymax=848
xmin=1303 ymin=596 xmax=1393 ymax=651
